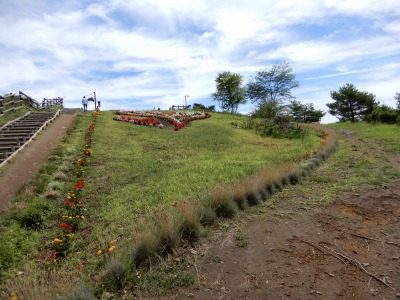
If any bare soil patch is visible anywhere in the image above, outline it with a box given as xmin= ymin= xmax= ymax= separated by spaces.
xmin=138 ymin=129 xmax=400 ymax=300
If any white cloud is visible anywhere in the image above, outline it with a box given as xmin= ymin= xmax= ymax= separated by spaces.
xmin=0 ymin=0 xmax=399 ymax=119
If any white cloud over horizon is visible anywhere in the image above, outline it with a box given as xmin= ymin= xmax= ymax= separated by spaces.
xmin=1 ymin=0 xmax=399 ymax=123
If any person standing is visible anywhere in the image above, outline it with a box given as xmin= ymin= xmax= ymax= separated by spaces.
xmin=82 ymin=96 xmax=88 ymax=112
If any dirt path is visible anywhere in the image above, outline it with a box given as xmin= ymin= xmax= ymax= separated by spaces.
xmin=0 ymin=113 xmax=75 ymax=211
xmin=147 ymin=130 xmax=400 ymax=300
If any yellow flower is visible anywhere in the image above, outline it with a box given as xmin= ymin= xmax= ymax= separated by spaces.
xmin=108 ymin=246 xmax=117 ymax=252
xmin=109 ymin=240 xmax=117 ymax=244
xmin=66 ymin=234 xmax=72 ymax=237
xmin=97 ymin=250 xmax=102 ymax=255
xmin=11 ymin=292 xmax=17 ymax=300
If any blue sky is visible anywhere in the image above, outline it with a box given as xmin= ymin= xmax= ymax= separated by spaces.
xmin=1 ymin=0 xmax=399 ymax=123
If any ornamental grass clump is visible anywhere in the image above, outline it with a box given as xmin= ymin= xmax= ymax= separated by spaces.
xmin=287 ymin=171 xmax=300 ymax=185
xmin=243 ymin=178 xmax=263 ymax=206
xmin=231 ymin=182 xmax=247 ymax=210
xmin=155 ymin=210 xmax=181 ymax=255
xmin=131 ymin=230 xmax=160 ymax=268
xmin=60 ymin=284 xmax=96 ymax=300
xmin=208 ymin=186 xmax=237 ymax=218
xmin=100 ymin=259 xmax=127 ymax=292
xmin=176 ymin=202 xmax=201 ymax=243
xmin=198 ymin=206 xmax=217 ymax=226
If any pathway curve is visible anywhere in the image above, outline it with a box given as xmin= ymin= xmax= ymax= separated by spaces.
xmin=0 ymin=112 xmax=75 ymax=211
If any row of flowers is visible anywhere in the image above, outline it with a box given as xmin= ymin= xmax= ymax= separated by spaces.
xmin=114 ymin=110 xmax=211 ymax=131
xmin=47 ymin=109 xmax=103 ymax=264
xmin=113 ymin=116 xmax=162 ymax=128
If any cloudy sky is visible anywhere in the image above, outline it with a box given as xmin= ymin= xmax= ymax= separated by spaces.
xmin=1 ymin=0 xmax=399 ymax=122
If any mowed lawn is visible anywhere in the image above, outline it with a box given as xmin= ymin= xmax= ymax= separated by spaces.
xmin=86 ymin=111 xmax=321 ymax=232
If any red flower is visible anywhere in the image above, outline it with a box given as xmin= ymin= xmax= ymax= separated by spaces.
xmin=59 ymin=223 xmax=74 ymax=231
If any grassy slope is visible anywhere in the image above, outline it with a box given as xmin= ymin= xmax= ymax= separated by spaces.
xmin=0 ymin=110 xmax=330 ymax=297
xmin=328 ymin=122 xmax=400 ymax=151
xmin=86 ymin=112 xmax=320 ymax=233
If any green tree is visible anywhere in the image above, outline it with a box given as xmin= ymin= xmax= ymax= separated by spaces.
xmin=247 ymin=62 xmax=299 ymax=105
xmin=327 ymin=83 xmax=377 ymax=122
xmin=395 ymin=92 xmax=400 ymax=110
xmin=193 ymin=103 xmax=216 ymax=112
xmin=252 ymin=99 xmax=285 ymax=119
xmin=211 ymin=71 xmax=246 ymax=113
xmin=365 ymin=104 xmax=398 ymax=124
xmin=287 ymin=100 xmax=325 ymax=123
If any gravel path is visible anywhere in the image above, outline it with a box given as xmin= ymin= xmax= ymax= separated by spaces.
xmin=0 ymin=113 xmax=75 ymax=211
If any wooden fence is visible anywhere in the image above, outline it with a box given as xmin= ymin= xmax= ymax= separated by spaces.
xmin=0 ymin=94 xmax=23 ymax=116
xmin=170 ymin=105 xmax=192 ymax=110
xmin=0 ymin=92 xmax=64 ymax=116
xmin=42 ymin=97 xmax=63 ymax=108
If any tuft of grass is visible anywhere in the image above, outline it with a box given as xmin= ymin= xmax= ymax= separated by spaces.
xmin=287 ymin=171 xmax=300 ymax=185
xmin=234 ymin=231 xmax=248 ymax=248
xmin=232 ymin=182 xmax=247 ymax=209
xmin=177 ymin=202 xmax=201 ymax=243
xmin=198 ymin=206 xmax=217 ymax=226
xmin=100 ymin=259 xmax=127 ymax=292
xmin=155 ymin=210 xmax=181 ymax=255
xmin=131 ymin=230 xmax=160 ymax=268
xmin=208 ymin=187 xmax=237 ymax=218
xmin=60 ymin=284 xmax=96 ymax=300
xmin=244 ymin=178 xmax=263 ymax=206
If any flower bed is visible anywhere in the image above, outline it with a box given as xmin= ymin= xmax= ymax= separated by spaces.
xmin=47 ymin=109 xmax=101 ymax=264
xmin=114 ymin=110 xmax=211 ymax=131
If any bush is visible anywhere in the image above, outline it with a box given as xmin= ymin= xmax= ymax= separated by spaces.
xmin=257 ymin=116 xmax=308 ymax=139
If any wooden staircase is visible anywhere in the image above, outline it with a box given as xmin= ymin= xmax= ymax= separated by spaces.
xmin=0 ymin=111 xmax=60 ymax=166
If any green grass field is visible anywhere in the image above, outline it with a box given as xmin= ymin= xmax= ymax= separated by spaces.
xmin=328 ymin=122 xmax=400 ymax=151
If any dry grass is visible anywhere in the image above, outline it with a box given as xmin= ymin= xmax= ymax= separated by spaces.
xmin=176 ymin=201 xmax=201 ymax=243
xmin=208 ymin=186 xmax=237 ymax=218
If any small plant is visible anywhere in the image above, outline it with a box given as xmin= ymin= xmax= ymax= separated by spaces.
xmin=100 ymin=259 xmax=127 ymax=292
xmin=177 ymin=202 xmax=201 ymax=243
xmin=234 ymin=231 xmax=248 ymax=248
xmin=60 ymin=284 xmax=96 ymax=300
xmin=232 ymin=183 xmax=247 ymax=209
xmin=208 ymin=187 xmax=237 ymax=218
xmin=132 ymin=230 xmax=160 ymax=268
xmin=155 ymin=210 xmax=181 ymax=255
xmin=198 ymin=206 xmax=217 ymax=226
xmin=287 ymin=171 xmax=300 ymax=185
xmin=245 ymin=179 xmax=262 ymax=206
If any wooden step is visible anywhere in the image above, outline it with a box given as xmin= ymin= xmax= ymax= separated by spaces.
xmin=0 ymin=137 xmax=27 ymax=143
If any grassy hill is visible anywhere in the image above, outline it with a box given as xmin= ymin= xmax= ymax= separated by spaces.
xmin=0 ymin=110 xmax=348 ymax=298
